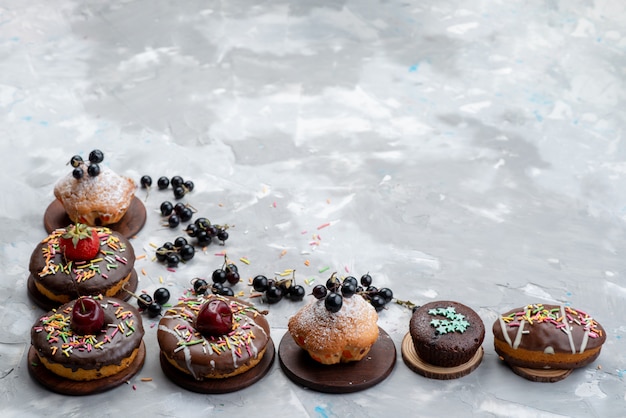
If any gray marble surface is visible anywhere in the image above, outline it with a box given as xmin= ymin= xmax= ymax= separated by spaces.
xmin=1 ymin=0 xmax=625 ymax=416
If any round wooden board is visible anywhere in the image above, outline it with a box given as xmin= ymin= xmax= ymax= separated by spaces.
xmin=43 ymin=196 xmax=147 ymax=238
xmin=159 ymin=338 xmax=276 ymax=394
xmin=28 ymin=341 xmax=145 ymax=395
xmin=27 ymin=269 xmax=138 ymax=311
xmin=278 ymin=327 xmax=396 ymax=394
xmin=509 ymin=365 xmax=573 ymax=383
xmin=401 ymin=333 xmax=483 ymax=380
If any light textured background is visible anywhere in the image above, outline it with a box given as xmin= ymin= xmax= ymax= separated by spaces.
xmin=1 ymin=1 xmax=625 ymax=416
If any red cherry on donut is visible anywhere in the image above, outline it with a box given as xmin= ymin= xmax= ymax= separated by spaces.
xmin=195 ymin=299 xmax=233 ymax=336
xmin=71 ymin=297 xmax=105 ymax=335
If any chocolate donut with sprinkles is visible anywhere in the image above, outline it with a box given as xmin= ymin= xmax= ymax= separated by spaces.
xmin=492 ymin=303 xmax=606 ymax=370
xmin=30 ymin=296 xmax=144 ymax=381
xmin=157 ymin=293 xmax=270 ymax=380
xmin=29 ymin=224 xmax=136 ymax=305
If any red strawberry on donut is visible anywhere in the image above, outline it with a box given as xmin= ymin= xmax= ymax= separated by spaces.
xmin=59 ymin=223 xmax=100 ymax=261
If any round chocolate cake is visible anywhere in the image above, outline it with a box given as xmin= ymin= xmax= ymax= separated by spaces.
xmin=410 ymin=301 xmax=485 ymax=367
xmin=157 ymin=294 xmax=271 ymax=380
xmin=29 ymin=226 xmax=136 ymax=305
xmin=30 ymin=296 xmax=144 ymax=381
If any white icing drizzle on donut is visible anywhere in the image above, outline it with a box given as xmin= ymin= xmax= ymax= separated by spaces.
xmin=580 ymin=329 xmax=590 ymax=354
xmin=499 ymin=316 xmax=513 ymax=347
xmin=512 ymin=319 xmax=525 ymax=350
xmin=560 ymin=305 xmax=576 ymax=354
xmin=158 ymin=324 xmax=197 ymax=379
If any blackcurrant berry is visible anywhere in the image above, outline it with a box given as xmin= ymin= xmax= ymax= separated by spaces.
xmin=168 ymin=214 xmax=180 ymax=228
xmin=174 ymin=236 xmax=188 ymax=247
xmin=326 ymin=276 xmax=340 ymax=292
xmin=206 ymin=225 xmax=218 ymax=237
xmin=72 ymin=167 xmax=84 ymax=179
xmin=360 ymin=273 xmax=373 ymax=287
xmin=174 ymin=202 xmax=186 ymax=215
xmin=370 ymin=294 xmax=386 ymax=312
xmin=140 ymin=175 xmax=152 ymax=188
xmin=312 ymin=285 xmax=328 ymax=299
xmin=173 ymin=186 xmax=185 ymax=199
xmin=185 ymin=223 xmax=199 ymax=237
xmin=220 ymin=286 xmax=234 ymax=297
xmin=162 ymin=242 xmax=175 ymax=250
xmin=179 ymin=207 xmax=193 ymax=222
xmin=252 ymin=275 xmax=269 ymax=292
xmin=155 ymin=247 xmax=168 ymax=262
xmin=183 ymin=180 xmax=194 ymax=192
xmin=171 ymin=176 xmax=184 ymax=188
xmin=343 ymin=276 xmax=358 ymax=288
xmin=69 ymin=155 xmax=83 ymax=167
xmin=166 ymin=253 xmax=180 ymax=268
xmin=157 ymin=176 xmax=169 ymax=189
xmin=226 ymin=263 xmax=238 ymax=273
xmin=212 ymin=269 xmax=227 ymax=284
xmin=195 ymin=217 xmax=211 ymax=229
xmin=341 ymin=282 xmax=357 ymax=298
xmin=147 ymin=302 xmax=162 ymax=318
xmin=88 ymin=149 xmax=104 ymax=164
xmin=226 ymin=270 xmax=240 ymax=285
xmin=196 ymin=230 xmax=211 ymax=246
xmin=179 ymin=244 xmax=195 ymax=261
xmin=217 ymin=230 xmax=229 ymax=242
xmin=193 ymin=278 xmax=208 ymax=295
xmin=160 ymin=201 xmax=174 ymax=216
xmin=290 ymin=285 xmax=306 ymax=301
xmin=211 ymin=282 xmax=224 ymax=294
xmin=265 ymin=286 xmax=283 ymax=304
xmin=138 ymin=293 xmax=153 ymax=310
xmin=87 ymin=163 xmax=100 ymax=177
xmin=324 ymin=292 xmax=343 ymax=313
xmin=366 ymin=285 xmax=378 ymax=294
xmin=378 ymin=287 xmax=393 ymax=304
xmin=153 ymin=287 xmax=170 ymax=305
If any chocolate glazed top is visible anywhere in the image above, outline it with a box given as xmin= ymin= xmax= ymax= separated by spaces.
xmin=157 ymin=294 xmax=270 ymax=380
xmin=492 ymin=304 xmax=606 ymax=354
xmin=29 ymin=227 xmax=135 ymax=297
xmin=30 ymin=297 xmax=144 ymax=371
xmin=410 ymin=301 xmax=485 ymax=352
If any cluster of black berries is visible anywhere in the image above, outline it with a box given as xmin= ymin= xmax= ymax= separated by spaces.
xmin=160 ymin=201 xmax=195 ymax=228
xmin=126 ymin=287 xmax=171 ymax=318
xmin=312 ymin=273 xmax=393 ymax=313
xmin=191 ymin=259 xmax=241 ymax=297
xmin=141 ymin=175 xmax=194 ymax=200
xmin=68 ymin=149 xmax=104 ymax=179
xmin=155 ymin=237 xmax=195 ymax=268
xmin=185 ymin=217 xmax=230 ymax=246
xmin=252 ymin=274 xmax=306 ymax=304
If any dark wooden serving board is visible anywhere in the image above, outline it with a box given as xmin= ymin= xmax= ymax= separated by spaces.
xmin=27 ymin=269 xmax=138 ymax=311
xmin=509 ymin=365 xmax=573 ymax=383
xmin=28 ymin=341 xmax=146 ymax=395
xmin=159 ymin=338 xmax=276 ymax=394
xmin=43 ymin=196 xmax=147 ymax=238
xmin=401 ymin=333 xmax=483 ymax=380
xmin=278 ymin=327 xmax=396 ymax=393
